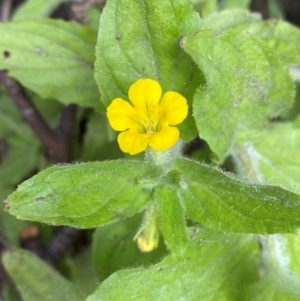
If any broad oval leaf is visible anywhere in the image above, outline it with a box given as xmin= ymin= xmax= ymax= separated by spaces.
xmin=4 ymin=160 xmax=162 ymax=228
xmin=180 ymin=28 xmax=294 ymax=161
xmin=95 ymin=0 xmax=206 ymax=139
xmin=3 ymin=248 xmax=84 ymax=301
xmin=174 ymin=157 xmax=300 ymax=234
xmin=0 ymin=19 xmax=99 ymax=107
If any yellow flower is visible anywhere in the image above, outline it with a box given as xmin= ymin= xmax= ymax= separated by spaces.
xmin=106 ymin=78 xmax=188 ymax=155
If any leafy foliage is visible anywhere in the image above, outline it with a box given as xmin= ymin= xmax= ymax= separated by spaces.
xmin=1 ymin=0 xmax=300 ymax=300
xmin=5 ymin=160 xmax=162 ymax=228
xmin=0 ymin=19 xmax=99 ymax=106
xmin=181 ymin=28 xmax=294 ymax=161
xmin=95 ymin=0 xmax=206 ymax=139
xmin=86 ymin=229 xmax=261 ymax=301
xmin=3 ymin=249 xmax=85 ymax=301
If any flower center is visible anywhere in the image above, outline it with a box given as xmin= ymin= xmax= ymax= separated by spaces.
xmin=134 ymin=106 xmax=161 ymax=134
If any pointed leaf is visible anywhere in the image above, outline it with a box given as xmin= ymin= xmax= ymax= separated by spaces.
xmin=174 ymin=157 xmax=300 ymax=234
xmin=5 ymin=160 xmax=162 ymax=228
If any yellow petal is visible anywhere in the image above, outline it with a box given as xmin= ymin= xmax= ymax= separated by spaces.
xmin=159 ymin=91 xmax=188 ymax=125
xmin=148 ymin=126 xmax=179 ymax=151
xmin=118 ymin=130 xmax=150 ymax=155
xmin=107 ymin=98 xmax=136 ymax=131
xmin=128 ymin=79 xmax=162 ymax=109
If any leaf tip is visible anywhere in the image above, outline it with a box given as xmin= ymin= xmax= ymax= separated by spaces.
xmin=3 ymin=200 xmax=10 ymax=211
xmin=178 ymin=37 xmax=185 ymax=50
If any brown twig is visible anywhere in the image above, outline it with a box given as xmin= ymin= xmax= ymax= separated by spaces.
xmin=0 ymin=71 xmax=75 ymax=163
xmin=0 ymin=0 xmax=12 ymax=22
xmin=43 ymin=227 xmax=83 ymax=266
xmin=56 ymin=104 xmax=77 ymax=162
xmin=184 ymin=136 xmax=208 ymax=156
xmin=69 ymin=0 xmax=105 ymax=23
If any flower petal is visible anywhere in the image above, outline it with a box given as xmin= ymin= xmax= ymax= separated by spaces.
xmin=159 ymin=91 xmax=188 ymax=125
xmin=128 ymin=79 xmax=162 ymax=109
xmin=107 ymin=98 xmax=136 ymax=131
xmin=148 ymin=126 xmax=179 ymax=151
xmin=118 ymin=130 xmax=150 ymax=155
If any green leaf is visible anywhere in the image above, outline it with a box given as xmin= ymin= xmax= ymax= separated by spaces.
xmin=233 ymin=19 xmax=300 ymax=65
xmin=80 ymin=111 xmax=123 ymax=161
xmin=95 ymin=0 xmax=206 ymax=139
xmin=86 ymin=229 xmax=260 ymax=301
xmin=246 ymin=275 xmax=300 ymax=301
xmin=13 ymin=0 xmax=63 ymax=20
xmin=92 ymin=214 xmax=167 ymax=281
xmin=174 ymin=157 xmax=300 ymax=234
xmin=67 ymin=247 xmax=100 ymax=296
xmin=246 ymin=234 xmax=300 ymax=301
xmin=5 ymin=160 xmax=162 ymax=228
xmin=3 ymin=249 xmax=84 ymax=301
xmin=219 ymin=0 xmax=251 ymax=9
xmin=268 ymin=0 xmax=285 ymax=19
xmin=0 ymin=137 xmax=40 ymax=186
xmin=155 ymin=171 xmax=187 ymax=254
xmin=189 ymin=0 xmax=218 ymax=18
xmin=0 ymin=19 xmax=99 ymax=107
xmin=181 ymin=28 xmax=294 ymax=161
xmin=0 ymin=93 xmax=33 ymax=138
xmin=0 ymin=202 xmax=30 ymax=246
xmin=232 ymin=123 xmax=300 ymax=195
xmin=203 ymin=9 xmax=261 ymax=36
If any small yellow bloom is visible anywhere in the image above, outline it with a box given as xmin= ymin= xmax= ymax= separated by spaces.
xmin=106 ymin=78 xmax=188 ymax=155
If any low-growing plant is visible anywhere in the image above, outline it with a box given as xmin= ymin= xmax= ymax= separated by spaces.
xmin=1 ymin=0 xmax=300 ymax=300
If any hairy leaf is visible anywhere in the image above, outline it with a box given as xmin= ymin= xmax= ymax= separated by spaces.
xmin=95 ymin=0 xmax=205 ymax=139
xmin=246 ymin=234 xmax=300 ymax=301
xmin=175 ymin=158 xmax=300 ymax=234
xmin=0 ymin=19 xmax=99 ymax=106
xmin=233 ymin=19 xmax=300 ymax=65
xmin=155 ymin=171 xmax=187 ymax=254
xmin=3 ymin=249 xmax=84 ymax=301
xmin=181 ymin=28 xmax=294 ymax=161
xmin=203 ymin=9 xmax=261 ymax=35
xmin=5 ymin=160 xmax=162 ymax=228
xmin=86 ymin=229 xmax=259 ymax=301
xmin=232 ymin=123 xmax=300 ymax=195
xmin=92 ymin=214 xmax=167 ymax=280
